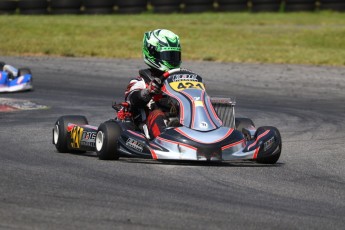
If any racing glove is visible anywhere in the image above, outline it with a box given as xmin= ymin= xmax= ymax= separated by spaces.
xmin=139 ymin=78 xmax=162 ymax=102
xmin=148 ymin=78 xmax=162 ymax=95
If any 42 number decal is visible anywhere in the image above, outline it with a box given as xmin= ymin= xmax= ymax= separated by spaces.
xmin=169 ymin=81 xmax=205 ymax=92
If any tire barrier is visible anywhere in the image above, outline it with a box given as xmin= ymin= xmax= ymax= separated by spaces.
xmin=0 ymin=0 xmax=17 ymax=14
xmin=251 ymin=0 xmax=282 ymax=12
xmin=217 ymin=0 xmax=248 ymax=12
xmin=50 ymin=0 xmax=82 ymax=14
xmin=83 ymin=0 xmax=115 ymax=14
xmin=116 ymin=0 xmax=147 ymax=14
xmin=183 ymin=0 xmax=214 ymax=13
xmin=18 ymin=0 xmax=48 ymax=15
xmin=150 ymin=0 xmax=182 ymax=13
xmin=5 ymin=0 xmax=345 ymax=15
xmin=285 ymin=0 xmax=316 ymax=12
xmin=319 ymin=0 xmax=345 ymax=12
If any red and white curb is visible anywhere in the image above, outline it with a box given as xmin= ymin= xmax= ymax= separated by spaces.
xmin=0 ymin=98 xmax=48 ymax=112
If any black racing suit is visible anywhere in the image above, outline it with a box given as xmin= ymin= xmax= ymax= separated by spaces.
xmin=124 ymin=68 xmax=168 ymax=138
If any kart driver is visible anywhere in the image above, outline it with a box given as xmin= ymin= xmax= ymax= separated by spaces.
xmin=1 ymin=63 xmax=18 ymax=80
xmin=124 ymin=29 xmax=181 ymax=138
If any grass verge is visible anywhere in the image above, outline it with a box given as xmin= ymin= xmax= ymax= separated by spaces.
xmin=0 ymin=12 xmax=344 ymax=66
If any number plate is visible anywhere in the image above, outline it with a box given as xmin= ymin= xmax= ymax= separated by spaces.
xmin=169 ymin=81 xmax=205 ymax=92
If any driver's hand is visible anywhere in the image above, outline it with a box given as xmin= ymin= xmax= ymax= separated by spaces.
xmin=148 ymin=78 xmax=162 ymax=94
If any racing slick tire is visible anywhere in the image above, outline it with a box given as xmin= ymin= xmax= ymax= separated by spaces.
xmin=285 ymin=3 xmax=315 ymax=12
xmin=84 ymin=8 xmax=114 ymax=14
xmin=235 ymin=117 xmax=255 ymax=132
xmin=116 ymin=0 xmax=147 ymax=7
xmin=83 ymin=0 xmax=114 ymax=8
xmin=184 ymin=0 xmax=213 ymax=4
xmin=117 ymin=6 xmax=147 ymax=14
xmin=151 ymin=0 xmax=181 ymax=13
xmin=153 ymin=5 xmax=181 ymax=13
xmin=217 ymin=4 xmax=248 ymax=12
xmin=320 ymin=3 xmax=345 ymax=11
xmin=50 ymin=0 xmax=82 ymax=14
xmin=218 ymin=0 xmax=247 ymax=3
xmin=53 ymin=115 xmax=88 ymax=153
xmin=83 ymin=0 xmax=115 ymax=14
xmin=0 ymin=1 xmax=17 ymax=14
xmin=96 ymin=120 xmax=121 ymax=160
xmin=18 ymin=0 xmax=48 ymax=14
xmin=255 ymin=126 xmax=282 ymax=164
xmin=50 ymin=0 xmax=82 ymax=8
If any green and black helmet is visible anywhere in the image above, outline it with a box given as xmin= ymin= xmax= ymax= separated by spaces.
xmin=143 ymin=29 xmax=181 ymax=72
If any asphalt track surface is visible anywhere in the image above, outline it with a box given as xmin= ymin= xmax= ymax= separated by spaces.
xmin=0 ymin=56 xmax=344 ymax=230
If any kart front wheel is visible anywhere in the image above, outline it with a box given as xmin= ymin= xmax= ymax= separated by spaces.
xmin=53 ymin=115 xmax=88 ymax=153
xmin=255 ymin=126 xmax=282 ymax=164
xmin=96 ymin=121 xmax=121 ymax=160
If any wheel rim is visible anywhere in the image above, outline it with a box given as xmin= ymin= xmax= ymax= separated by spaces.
xmin=96 ymin=131 xmax=104 ymax=151
xmin=53 ymin=125 xmax=59 ymax=144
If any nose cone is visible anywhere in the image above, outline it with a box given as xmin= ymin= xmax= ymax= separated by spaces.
xmin=197 ymin=147 xmax=222 ymax=161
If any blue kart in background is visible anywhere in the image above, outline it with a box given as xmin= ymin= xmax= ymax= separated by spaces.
xmin=0 ymin=61 xmax=33 ymax=93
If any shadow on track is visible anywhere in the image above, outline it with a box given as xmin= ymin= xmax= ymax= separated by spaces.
xmin=60 ymin=150 xmax=284 ymax=167
xmin=117 ymin=158 xmax=284 ymax=168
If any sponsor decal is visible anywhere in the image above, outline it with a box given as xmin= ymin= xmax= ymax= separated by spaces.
xmin=80 ymin=141 xmax=95 ymax=147
xmin=126 ymin=138 xmax=144 ymax=152
xmin=172 ymin=74 xmax=198 ymax=82
xmin=200 ymin=121 xmax=208 ymax=128
xmin=211 ymin=98 xmax=233 ymax=104
xmin=194 ymin=101 xmax=203 ymax=107
xmin=264 ymin=136 xmax=275 ymax=151
xmin=82 ymin=131 xmax=96 ymax=140
xmin=17 ymin=76 xmax=24 ymax=84
xmin=70 ymin=126 xmax=84 ymax=149
xmin=248 ymin=130 xmax=270 ymax=151
xmin=80 ymin=131 xmax=97 ymax=148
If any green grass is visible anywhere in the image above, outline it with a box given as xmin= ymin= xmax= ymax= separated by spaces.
xmin=0 ymin=12 xmax=344 ymax=66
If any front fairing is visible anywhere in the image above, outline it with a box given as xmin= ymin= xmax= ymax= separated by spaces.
xmin=162 ymin=72 xmax=222 ymax=131
xmin=9 ymin=74 xmax=32 ymax=86
xmin=0 ymin=71 xmax=32 ymax=86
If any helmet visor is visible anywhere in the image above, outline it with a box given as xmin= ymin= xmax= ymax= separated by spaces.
xmin=159 ymin=51 xmax=181 ymax=68
xmin=160 ymin=51 xmax=181 ymax=63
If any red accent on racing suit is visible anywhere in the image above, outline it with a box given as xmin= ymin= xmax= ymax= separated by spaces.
xmin=125 ymin=71 xmax=166 ymax=138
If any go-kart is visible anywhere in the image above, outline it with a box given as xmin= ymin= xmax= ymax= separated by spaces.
xmin=0 ymin=62 xmax=33 ymax=93
xmin=52 ymin=69 xmax=282 ymax=164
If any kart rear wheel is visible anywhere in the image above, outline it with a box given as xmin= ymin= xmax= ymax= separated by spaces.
xmin=235 ymin=117 xmax=256 ymax=140
xmin=18 ymin=68 xmax=32 ymax=76
xmin=0 ymin=62 xmax=5 ymax=69
xmin=235 ymin=118 xmax=255 ymax=130
xmin=53 ymin=115 xmax=88 ymax=153
xmin=96 ymin=120 xmax=121 ymax=160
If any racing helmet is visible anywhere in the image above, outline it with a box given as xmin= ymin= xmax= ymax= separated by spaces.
xmin=143 ymin=29 xmax=181 ymax=72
